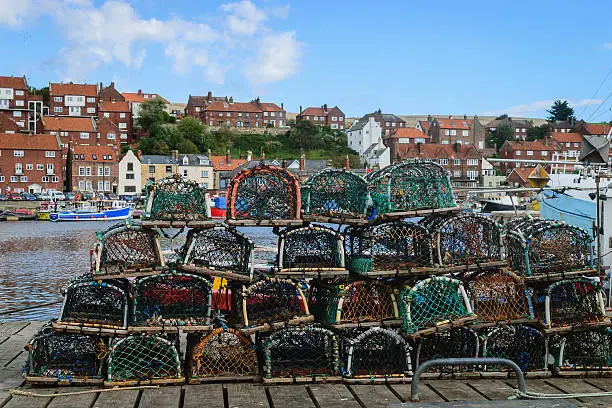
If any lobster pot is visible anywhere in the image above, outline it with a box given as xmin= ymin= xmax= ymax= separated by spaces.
xmin=504 ymin=219 xmax=593 ymax=277
xmin=263 ymin=326 xmax=339 ymax=379
xmin=344 ymin=327 xmax=412 ymax=378
xmin=481 ymin=325 xmax=547 ymax=372
xmin=133 ymin=273 xmax=212 ymax=327
xmin=368 ymin=159 xmax=456 ymax=215
xmin=236 ymin=278 xmax=310 ymax=331
xmin=278 ymin=225 xmax=345 ymax=272
xmin=420 ymin=213 xmax=501 ymax=266
xmin=59 ymin=279 xmax=129 ymax=329
xmin=301 ymin=169 xmax=369 ymax=218
xmin=186 ymin=328 xmax=258 ymax=381
xmin=25 ymin=325 xmax=106 ymax=383
xmin=468 ymin=270 xmax=533 ymax=325
xmin=415 ymin=328 xmax=479 ymax=373
xmin=308 ymin=279 xmax=399 ymax=326
xmin=227 ymin=164 xmax=301 ymax=221
xmin=548 ymin=329 xmax=612 ymax=372
xmin=401 ymin=277 xmax=474 ymax=335
xmin=107 ymin=335 xmax=183 ymax=384
xmin=144 ymin=174 xmax=210 ymax=222
xmin=181 ymin=225 xmax=254 ymax=277
xmin=94 ymin=221 xmax=164 ymax=276
xmin=541 ymin=278 xmax=607 ymax=329
xmin=344 ymin=221 xmax=433 ymax=275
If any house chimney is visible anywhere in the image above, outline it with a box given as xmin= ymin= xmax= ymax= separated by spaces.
xmin=344 ymin=155 xmax=350 ymax=170
xmin=207 ymin=91 xmax=212 ymax=100
xmin=207 ymin=148 xmax=212 ymax=157
xmin=281 ymin=159 xmax=287 ymax=168
xmin=110 ymin=81 xmax=114 ymax=88
xmin=324 ymin=104 xmax=328 ymax=112
xmin=138 ymin=89 xmax=142 ymax=95
xmin=247 ymin=150 xmax=252 ymax=161
xmin=448 ymin=115 xmax=453 ymax=119
xmin=229 ymin=96 xmax=234 ymax=103
xmin=226 ymin=149 xmax=231 ymax=165
xmin=417 ymin=143 xmax=422 ymax=154
xmin=281 ymin=102 xmax=284 ymax=110
xmin=299 ymin=153 xmax=305 ymax=171
xmin=427 ymin=114 xmax=432 ymax=122
xmin=463 ymin=114 xmax=467 ymax=120
xmin=299 ymin=105 xmax=303 ymax=114
xmin=137 ymin=149 xmax=142 ymax=159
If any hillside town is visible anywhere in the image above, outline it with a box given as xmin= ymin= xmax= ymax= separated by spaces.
xmin=0 ymin=74 xmax=610 ymax=198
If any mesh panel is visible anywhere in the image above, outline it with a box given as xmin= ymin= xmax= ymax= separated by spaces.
xmin=279 ymin=225 xmax=343 ymax=270
xmin=181 ymin=226 xmax=253 ymax=274
xmin=301 ymin=169 xmax=369 ymax=217
xmin=548 ymin=329 xmax=612 ymax=370
xmin=26 ymin=325 xmax=106 ymax=380
xmin=187 ymin=328 xmax=258 ymax=378
xmin=145 ymin=175 xmax=209 ymax=221
xmin=368 ymin=160 xmax=456 ymax=214
xmin=482 ymin=325 xmax=546 ymax=372
xmin=239 ymin=279 xmax=307 ymax=327
xmin=345 ymin=221 xmax=433 ymax=274
xmin=107 ymin=335 xmax=182 ymax=382
xmin=60 ymin=279 xmax=129 ymax=327
xmin=133 ymin=273 xmax=212 ymax=326
xmin=96 ymin=222 xmax=162 ymax=275
xmin=545 ymin=278 xmax=605 ymax=327
xmin=415 ymin=328 xmax=478 ymax=373
xmin=401 ymin=277 xmax=472 ymax=334
xmin=263 ymin=326 xmax=339 ymax=378
xmin=468 ymin=270 xmax=532 ymax=324
xmin=420 ymin=213 xmax=501 ymax=265
xmin=228 ymin=164 xmax=300 ymax=220
xmin=346 ymin=327 xmax=412 ymax=377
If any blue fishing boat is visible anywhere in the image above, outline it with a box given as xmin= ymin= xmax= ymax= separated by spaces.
xmin=49 ymin=201 xmax=131 ymax=222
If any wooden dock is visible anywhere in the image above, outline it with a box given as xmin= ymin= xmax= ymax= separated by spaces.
xmin=1 ymin=321 xmax=611 ymax=408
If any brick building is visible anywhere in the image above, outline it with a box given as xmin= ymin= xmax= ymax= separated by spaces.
xmin=49 ymin=83 xmax=99 ymax=117
xmin=0 ymin=76 xmax=29 ymax=133
xmin=356 ymin=110 xmax=406 ymax=136
xmin=575 ymin=121 xmax=612 ymax=137
xmin=430 ymin=115 xmax=486 ymax=148
xmin=383 ymin=127 xmax=430 ymax=161
xmin=209 ymin=152 xmax=248 ymax=191
xmin=122 ymin=90 xmax=168 ymax=118
xmin=41 ymin=116 xmax=97 ymax=148
xmin=185 ymin=92 xmax=227 ymax=119
xmin=498 ymin=140 xmax=557 ymax=174
xmin=99 ymin=101 xmax=132 ymax=144
xmin=96 ymin=117 xmax=122 ymax=150
xmin=484 ymin=117 xmax=532 ymax=141
xmin=69 ymin=144 xmax=118 ymax=192
xmin=99 ymin=82 xmax=124 ymax=102
xmin=296 ymin=104 xmax=345 ymax=130
xmin=0 ymin=133 xmax=63 ymax=193
xmin=202 ymin=98 xmax=286 ymax=128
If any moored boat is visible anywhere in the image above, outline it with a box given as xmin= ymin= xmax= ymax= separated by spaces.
xmin=0 ymin=208 xmax=37 ymax=221
xmin=209 ymin=195 xmax=227 ymax=219
xmin=49 ymin=201 xmax=131 ymax=222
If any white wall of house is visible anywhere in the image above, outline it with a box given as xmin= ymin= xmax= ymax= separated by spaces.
xmin=347 ymin=117 xmax=381 ymax=155
xmin=178 ymin=156 xmax=214 ymax=190
xmin=363 ymin=143 xmax=391 ymax=169
xmin=118 ymin=150 xmax=141 ymax=195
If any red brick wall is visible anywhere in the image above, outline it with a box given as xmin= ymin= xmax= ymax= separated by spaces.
xmin=71 ymin=158 xmax=119 ymax=192
xmin=49 ymin=95 xmax=99 ymax=117
xmin=203 ymin=110 xmax=264 ymax=128
xmin=0 ymin=148 xmax=63 ymax=192
xmin=99 ymin=110 xmax=132 ymax=145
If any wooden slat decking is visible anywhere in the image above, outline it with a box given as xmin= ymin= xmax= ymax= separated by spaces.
xmin=1 ymin=321 xmax=610 ymax=407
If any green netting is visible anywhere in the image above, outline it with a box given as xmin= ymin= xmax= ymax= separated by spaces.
xmin=144 ymin=174 xmax=209 ymax=221
xmin=301 ymin=169 xmax=369 ymax=217
xmin=401 ymin=277 xmax=472 ymax=334
xmin=368 ymin=159 xmax=456 ymax=215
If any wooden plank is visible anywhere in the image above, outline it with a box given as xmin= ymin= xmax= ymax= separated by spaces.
xmin=467 ymin=380 xmax=516 ymax=400
xmin=425 ymin=380 xmax=487 ymax=401
xmin=92 ymin=388 xmax=140 ymax=408
xmin=348 ymin=384 xmax=401 ymax=407
xmin=546 ymin=378 xmax=612 ymax=407
xmin=512 ymin=379 xmax=582 ymax=407
xmin=47 ymin=386 xmax=99 ymax=408
xmin=183 ymin=384 xmax=224 ymax=408
xmin=138 ymin=386 xmax=181 ymax=408
xmin=266 ymin=385 xmax=314 ymax=408
xmin=0 ymin=323 xmax=44 ymax=367
xmin=584 ymin=378 xmax=612 ymax=391
xmin=306 ymin=384 xmax=360 ymax=408
xmin=0 ymin=322 xmax=30 ymax=338
xmin=3 ymin=387 xmax=56 ymax=408
xmin=225 ymin=383 xmax=269 ymax=408
xmin=390 ymin=382 xmax=445 ymax=403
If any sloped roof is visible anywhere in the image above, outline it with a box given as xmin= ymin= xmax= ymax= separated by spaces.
xmin=0 ymin=133 xmax=61 ymax=150
xmin=99 ymin=101 xmax=130 ymax=112
xmin=141 ymin=155 xmax=176 ymax=165
xmin=584 ymin=123 xmax=612 ymax=135
xmin=178 ymin=154 xmax=212 ymax=166
xmin=0 ymin=76 xmax=27 ymax=89
xmin=418 ymin=120 xmax=431 ymax=132
xmin=122 ymin=92 xmax=168 ymax=104
xmin=435 ymin=118 xmax=472 ymax=130
xmin=42 ymin=116 xmax=96 ymax=132
xmin=209 ymin=155 xmax=247 ymax=171
xmin=387 ymin=128 xmax=430 ymax=139
xmin=72 ymin=145 xmax=117 ymax=161
xmin=204 ymin=101 xmax=261 ymax=113
xmin=400 ymin=143 xmax=483 ymax=159
xmin=504 ymin=140 xmax=557 ymax=151
xmin=551 ymin=132 xmax=582 ymax=144
xmin=50 ymin=83 xmax=98 ymax=97
xmin=255 ymin=101 xmax=284 ymax=112
xmin=508 ymin=167 xmax=533 ymax=183
xmin=300 ymin=106 xmax=343 ymax=117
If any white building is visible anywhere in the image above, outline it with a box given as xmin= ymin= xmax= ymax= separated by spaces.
xmin=347 ymin=116 xmax=390 ymax=169
xmin=117 ymin=150 xmax=141 ymax=196
xmin=178 ymin=154 xmax=214 ymax=190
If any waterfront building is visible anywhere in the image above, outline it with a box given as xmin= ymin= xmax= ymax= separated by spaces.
xmin=41 ymin=116 xmax=97 ymax=149
xmin=499 ymin=139 xmax=557 ymax=174
xmin=352 ymin=110 xmax=405 ymax=136
xmin=484 ymin=117 xmax=533 ymax=141
xmin=0 ymin=133 xmax=63 ymax=193
xmin=98 ymin=101 xmax=132 ymax=144
xmin=296 ymin=104 xmax=345 ymax=130
xmin=0 ymin=76 xmax=30 ymax=134
xmin=117 ymin=150 xmax=141 ymax=196
xmin=209 ymin=152 xmax=248 ymax=191
xmin=49 ymin=82 xmax=99 ymax=117
xmin=98 ymin=81 xmax=124 ymax=102
xmin=140 ymin=153 xmax=178 ymax=187
xmin=185 ymin=91 xmax=228 ymax=119
xmin=384 ymin=127 xmax=431 ymax=161
xmin=68 ymin=144 xmax=118 ymax=193
xmin=430 ymin=115 xmax=486 ymax=149
xmin=177 ymin=154 xmax=214 ymax=189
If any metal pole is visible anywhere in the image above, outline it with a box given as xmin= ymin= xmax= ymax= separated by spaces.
xmin=410 ymin=358 xmax=526 ymax=401
xmin=596 ymin=176 xmax=601 ymax=276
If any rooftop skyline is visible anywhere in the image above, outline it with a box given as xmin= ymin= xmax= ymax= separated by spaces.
xmin=1 ymin=0 xmax=611 ymax=119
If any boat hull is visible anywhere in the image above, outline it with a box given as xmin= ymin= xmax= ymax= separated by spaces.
xmin=50 ymin=207 xmax=130 ymax=222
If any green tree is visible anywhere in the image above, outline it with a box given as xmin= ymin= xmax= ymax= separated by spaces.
xmin=495 ymin=113 xmax=509 ymax=120
xmin=547 ymin=100 xmax=575 ymax=122
xmin=176 ymin=139 xmax=199 ymax=153
xmin=177 ymin=117 xmax=211 ymax=152
xmin=136 ymin=97 xmax=168 ymax=133
xmin=486 ymin=123 xmax=514 ymax=150
xmin=28 ymin=86 xmax=49 ymax=103
xmin=526 ymin=125 xmax=549 ymax=141
xmin=138 ymin=137 xmax=170 ymax=155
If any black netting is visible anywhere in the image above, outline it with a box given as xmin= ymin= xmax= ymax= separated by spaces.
xmin=415 ymin=328 xmax=479 ymax=373
xmin=545 ymin=278 xmax=605 ymax=328
xmin=345 ymin=327 xmax=412 ymax=377
xmin=60 ymin=279 xmax=129 ymax=328
xmin=482 ymin=325 xmax=546 ymax=372
xmin=301 ymin=169 xmax=369 ymax=218
xmin=278 ymin=225 xmax=344 ymax=270
xmin=548 ymin=329 xmax=612 ymax=371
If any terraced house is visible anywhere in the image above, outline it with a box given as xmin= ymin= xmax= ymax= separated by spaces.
xmin=430 ymin=115 xmax=486 ymax=149
xmin=296 ymin=104 xmax=345 ymax=130
xmin=49 ymin=82 xmax=99 ymax=117
xmin=202 ymin=97 xmax=286 ymax=128
xmin=68 ymin=145 xmax=118 ymax=192
xmin=0 ymin=76 xmax=31 ymax=133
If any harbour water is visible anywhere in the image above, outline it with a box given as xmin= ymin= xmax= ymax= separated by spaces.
xmin=0 ymin=221 xmax=278 ymax=321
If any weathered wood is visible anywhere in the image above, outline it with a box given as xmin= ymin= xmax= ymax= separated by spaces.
xmin=466 ymin=379 xmax=516 ymax=400
xmin=405 ymin=315 xmax=479 ymax=339
xmin=543 ymin=319 xmax=612 ymax=334
xmin=51 ymin=322 xmax=128 ymax=336
xmin=390 ymin=382 xmax=445 ymax=403
xmin=226 ymin=219 xmax=304 ymax=227
xmin=0 ymin=322 xmax=44 ymax=367
xmin=104 ymin=377 xmax=185 ymax=387
xmin=238 ymin=315 xmax=315 ymax=335
xmin=46 ymin=386 xmax=99 ymax=408
xmin=137 ymin=386 xmax=181 ymax=408
xmin=92 ymin=388 xmax=140 ymax=408
xmin=266 ymin=385 xmax=315 ymax=407
xmin=545 ymin=379 xmax=612 ymax=406
xmin=390 ymin=401 xmax=577 ymax=407
xmin=177 ymin=264 xmax=253 ymax=282
xmin=425 ymin=380 xmax=487 ymax=401
xmin=224 ymin=383 xmax=269 ymax=408
xmin=188 ymin=375 xmax=260 ymax=384
xmin=306 ymin=384 xmax=360 ymax=408
xmin=347 ymin=384 xmax=401 ymax=407
xmin=3 ymin=387 xmax=56 ymax=408
xmin=524 ymin=269 xmax=600 ymax=283
xmin=262 ymin=376 xmax=343 ymax=385
xmin=584 ymin=378 xmax=612 ymax=391
xmin=183 ymin=384 xmax=224 ymax=408
xmin=142 ymin=220 xmax=217 ymax=228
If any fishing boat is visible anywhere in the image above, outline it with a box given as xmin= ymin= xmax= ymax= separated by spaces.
xmin=479 ymin=195 xmax=526 ymax=213
xmin=37 ymin=201 xmax=61 ymax=221
xmin=209 ymin=195 xmax=227 ymax=219
xmin=0 ymin=208 xmax=37 ymax=221
xmin=49 ymin=201 xmax=131 ymax=222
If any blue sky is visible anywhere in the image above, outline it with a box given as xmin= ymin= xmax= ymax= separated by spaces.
xmin=1 ymin=0 xmax=612 ymax=119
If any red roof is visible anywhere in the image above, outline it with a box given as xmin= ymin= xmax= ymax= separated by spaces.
xmin=50 ymin=83 xmax=98 ymax=97
xmin=504 ymin=140 xmax=557 ymax=151
xmin=435 ymin=118 xmax=472 ymax=129
xmin=418 ymin=121 xmax=431 ymax=132
xmin=301 ymin=107 xmax=328 ymax=116
xmin=0 ymin=133 xmax=61 ymax=150
xmin=257 ymin=102 xmax=284 ymax=112
xmin=204 ymin=101 xmax=262 ymax=113
xmin=0 ymin=76 xmax=27 ymax=89
xmin=551 ymin=132 xmax=582 ymax=144
xmin=29 ymin=95 xmax=43 ymax=101
xmin=585 ymin=123 xmax=612 ymax=135
xmin=99 ymin=101 xmax=130 ymax=112
xmin=72 ymin=145 xmax=117 ymax=161
xmin=400 ymin=143 xmax=481 ymax=159
xmin=387 ymin=128 xmax=430 ymax=139
xmin=508 ymin=167 xmax=533 ymax=183
xmin=122 ymin=92 xmax=168 ymax=103
xmin=42 ymin=116 xmax=96 ymax=132
xmin=210 ymin=156 xmax=247 ymax=171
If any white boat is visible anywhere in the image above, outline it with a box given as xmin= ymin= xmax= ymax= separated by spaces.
xmin=49 ymin=201 xmax=131 ymax=222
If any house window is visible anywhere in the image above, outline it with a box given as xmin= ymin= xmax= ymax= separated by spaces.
xmin=87 ymin=107 xmax=96 ymax=114
xmin=126 ymin=173 xmax=135 ymax=180
xmin=46 ymin=163 xmax=54 ymax=174
xmin=462 ymin=130 xmax=468 ymax=136
xmin=450 ymin=130 xmax=457 ymax=136
xmin=53 ymin=96 xmax=62 ymax=102
xmin=80 ymin=132 xmax=89 ymax=139
xmin=391 ymin=122 xmax=396 ymax=127
xmin=69 ymin=106 xmax=81 ymax=116
xmin=515 ymin=128 xmax=520 ymax=133
xmin=521 ymin=128 xmax=526 ymax=132
xmin=331 ymin=116 xmax=337 ymax=121
xmin=14 ymin=150 xmax=24 ymax=157
xmin=444 ymin=129 xmax=450 ymax=136
xmin=45 ymin=151 xmax=56 ymax=157
xmin=120 ymin=113 xmax=126 ymax=118
xmin=226 ymin=112 xmax=230 ymax=117
xmin=41 ymin=176 xmax=49 ymax=182
xmin=467 ymin=159 xmax=478 ymax=166
xmin=165 ymin=166 xmax=172 ymax=173
xmin=53 ymin=107 xmax=62 ymax=113
xmin=201 ymin=170 xmax=209 ymax=177
xmin=542 ymin=151 xmax=548 ymax=156
xmin=270 ymin=112 xmax=276 ymax=117
xmin=454 ymin=159 xmax=461 ymax=166
xmin=453 ymin=170 xmax=461 ymax=178
xmin=15 ymin=163 xmax=22 ymax=173
xmin=118 ymin=123 xmax=127 ymax=129
xmin=85 ymin=167 xmax=91 ymax=176
xmin=442 ymin=140 xmax=449 ymax=144
xmin=467 ymin=170 xmax=478 ymax=180
xmin=120 ymin=133 xmax=127 ymax=139
xmin=37 ymin=164 xmax=43 ymax=170
xmin=195 ymin=107 xmax=200 ymax=112
xmin=0 ymin=100 xmax=8 ymax=109
xmin=103 ymin=112 xmax=110 ymax=117
xmin=385 ymin=122 xmax=390 ymax=126
xmin=16 ymin=100 xmax=24 ymax=107
xmin=26 ymin=164 xmax=33 ymax=170
xmin=107 ymin=133 xmax=115 ymax=139
xmin=527 ymin=150 xmax=533 ymax=156
xmin=439 ymin=159 xmax=448 ymax=165
xmin=0 ymin=176 xmax=4 ymax=182
xmin=98 ymin=166 xmax=104 ymax=176
xmin=127 ymin=163 xmax=134 ymax=171
xmin=60 ymin=131 xmax=68 ymax=137
xmin=125 ymin=186 xmax=136 ymax=192
xmin=148 ymin=165 xmax=155 ymax=173
xmin=515 ymin=150 xmax=522 ymax=156
xmin=264 ymin=112 xmax=269 ymax=117
xmin=79 ymin=166 xmax=85 ymax=176
xmin=15 ymin=90 xmax=24 ymax=96
xmin=10 ymin=176 xmax=18 ymax=182
xmin=52 ymin=176 xmax=59 ymax=183
xmin=104 ymin=167 xmax=110 ymax=176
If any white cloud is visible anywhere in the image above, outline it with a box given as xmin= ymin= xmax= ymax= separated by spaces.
xmin=0 ymin=0 xmax=301 ymax=86
xmin=244 ymin=31 xmax=302 ymax=84
xmin=484 ymin=99 xmax=603 ymax=117
xmin=604 ymin=43 xmax=612 ymax=50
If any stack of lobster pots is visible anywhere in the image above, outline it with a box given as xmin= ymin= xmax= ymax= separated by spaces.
xmin=22 ymin=160 xmax=611 ymax=388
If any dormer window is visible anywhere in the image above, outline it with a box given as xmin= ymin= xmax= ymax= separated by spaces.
xmin=183 ymin=157 xmax=189 ymax=165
